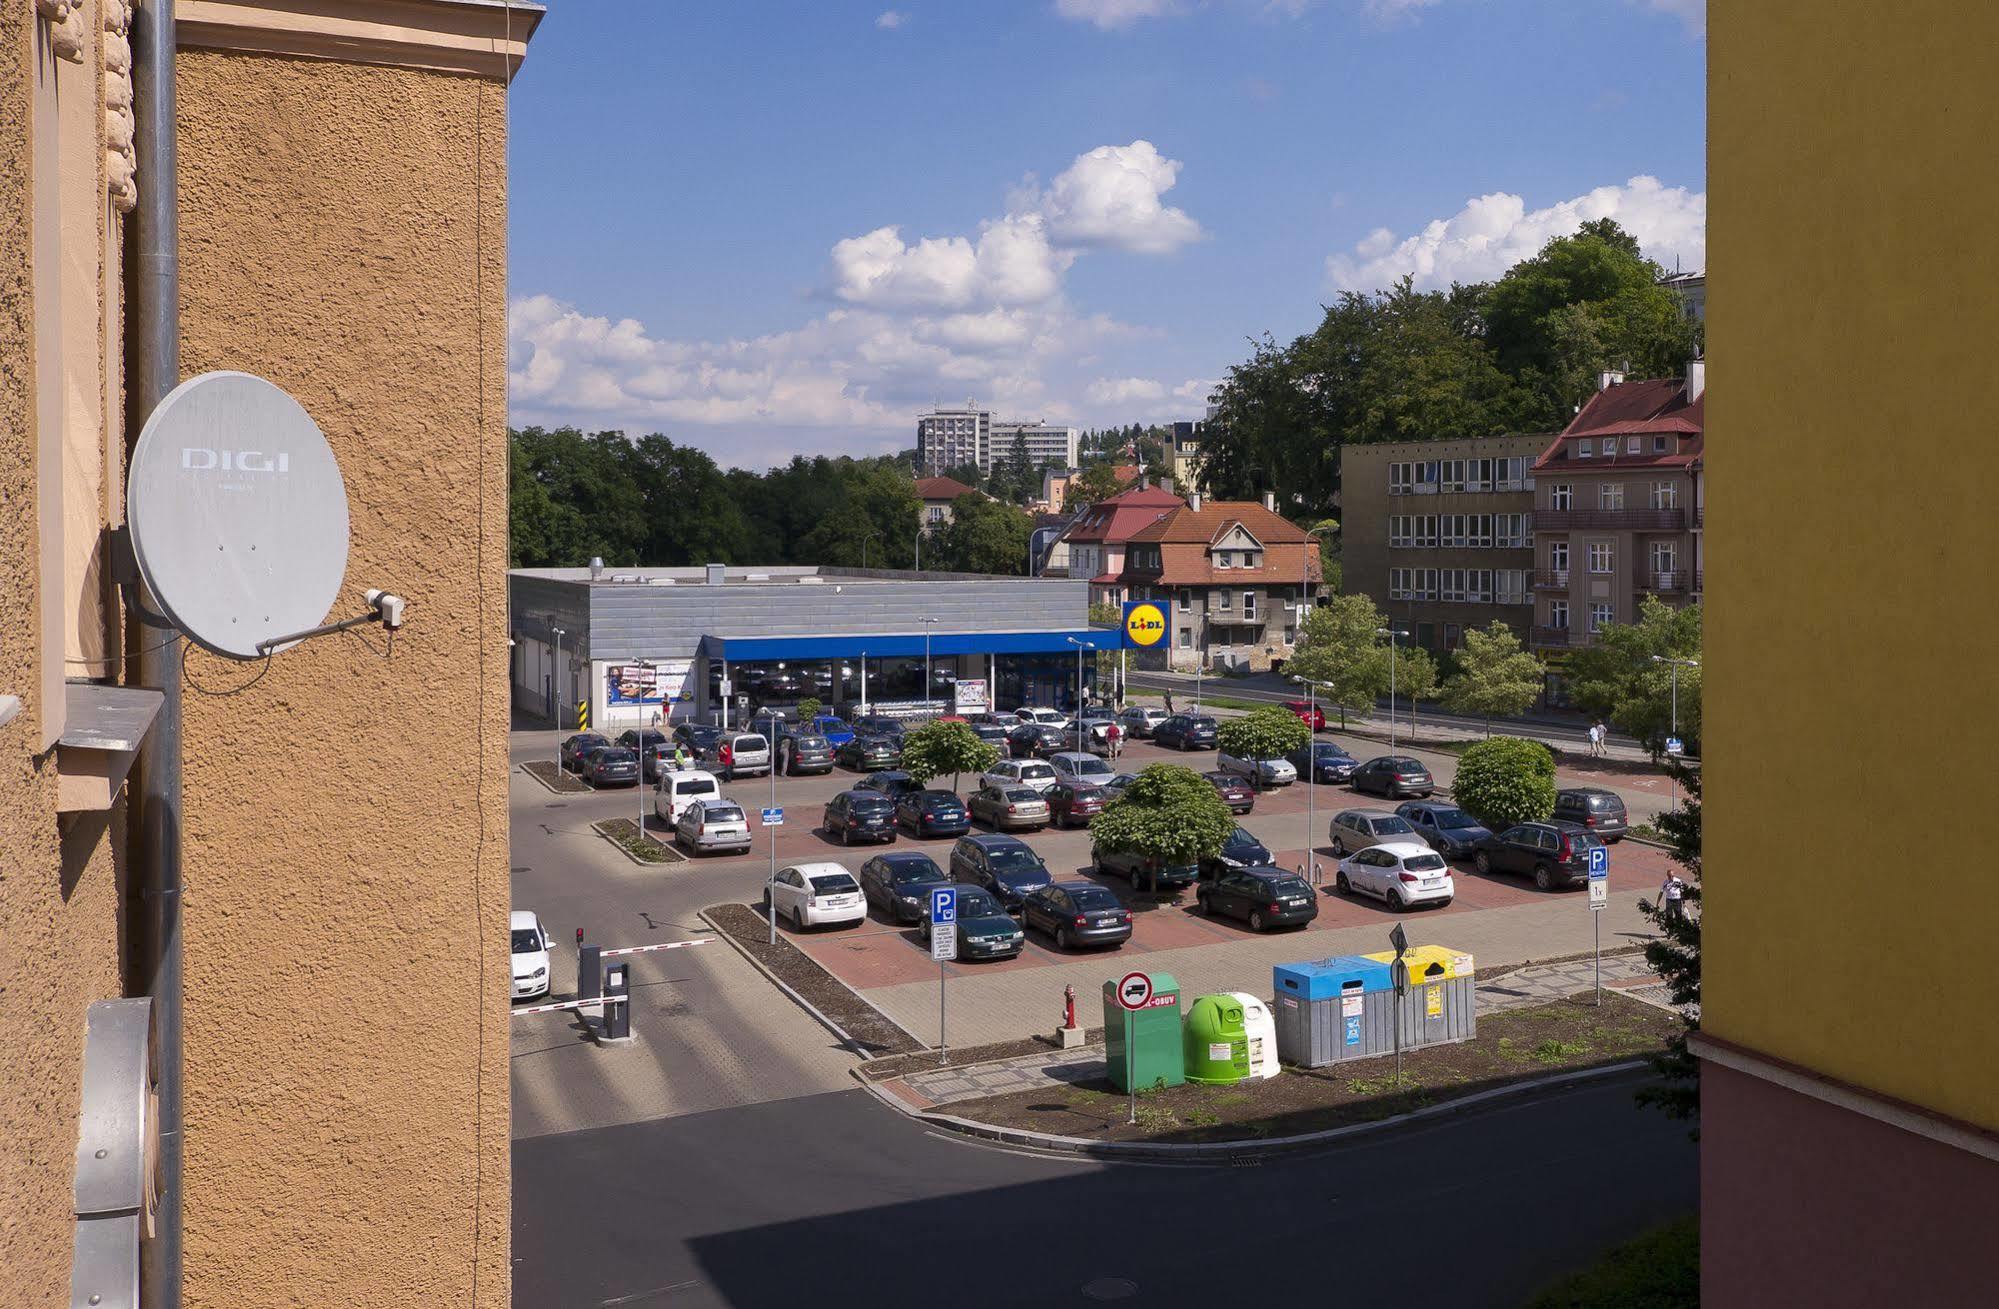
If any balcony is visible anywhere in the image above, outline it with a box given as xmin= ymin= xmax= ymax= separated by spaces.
xmin=1533 ymin=508 xmax=1686 ymax=532
xmin=1532 ymin=569 xmax=1570 ymax=590
xmin=1644 ymin=571 xmax=1686 ymax=594
xmin=1693 ymin=507 xmax=1704 ymax=530
xmin=1529 ymin=626 xmax=1596 ymax=649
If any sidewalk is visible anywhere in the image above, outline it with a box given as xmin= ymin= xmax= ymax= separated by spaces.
xmin=887 ymin=952 xmax=1667 ymax=1109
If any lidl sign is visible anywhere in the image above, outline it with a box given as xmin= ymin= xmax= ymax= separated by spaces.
xmin=1122 ymin=600 xmax=1168 ymax=649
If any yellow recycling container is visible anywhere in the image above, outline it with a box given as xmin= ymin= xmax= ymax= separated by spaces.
xmin=1361 ymin=944 xmax=1476 ymax=1048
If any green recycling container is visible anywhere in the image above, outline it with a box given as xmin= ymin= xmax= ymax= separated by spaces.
xmin=1183 ymin=994 xmax=1251 ymax=1086
xmin=1103 ymin=971 xmax=1183 ymax=1093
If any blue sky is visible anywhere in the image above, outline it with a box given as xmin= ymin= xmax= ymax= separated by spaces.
xmin=507 ymin=0 xmax=1705 ymax=468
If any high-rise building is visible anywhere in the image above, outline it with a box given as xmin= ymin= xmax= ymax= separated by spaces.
xmin=917 ymin=405 xmax=1075 ymax=475
xmin=990 ymin=419 xmax=1080 ymax=474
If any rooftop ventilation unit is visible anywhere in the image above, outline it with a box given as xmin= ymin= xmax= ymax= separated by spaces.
xmin=705 ymin=563 xmax=726 ymax=585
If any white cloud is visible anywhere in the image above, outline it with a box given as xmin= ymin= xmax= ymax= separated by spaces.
xmin=1639 ymin=0 xmax=1704 ymax=38
xmin=829 ymin=214 xmax=1072 ymax=312
xmin=875 ymin=10 xmax=907 ymax=29
xmin=1085 ymin=376 xmax=1167 ymax=405
xmin=1031 ymin=141 xmax=1204 ymax=255
xmin=1324 ymin=175 xmax=1706 ymax=292
xmin=1055 ymin=0 xmax=1178 ymax=30
xmin=1362 ymin=0 xmax=1438 ymax=20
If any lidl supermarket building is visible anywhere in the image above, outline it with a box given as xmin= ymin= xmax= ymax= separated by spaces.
xmin=509 ymin=564 xmax=1112 ymax=732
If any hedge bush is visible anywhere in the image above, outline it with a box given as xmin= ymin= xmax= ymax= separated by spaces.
xmin=1451 ymin=735 xmax=1556 ymax=829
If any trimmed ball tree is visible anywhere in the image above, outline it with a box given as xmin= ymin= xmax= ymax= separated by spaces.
xmin=1450 ymin=735 xmax=1556 ymax=829
xmin=897 ymin=718 xmax=1000 ymax=794
xmin=1215 ymin=704 xmax=1312 ymax=762
xmin=1087 ymin=763 xmax=1235 ymax=891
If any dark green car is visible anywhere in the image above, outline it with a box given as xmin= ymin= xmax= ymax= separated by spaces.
xmin=918 ymin=885 xmax=1024 ymax=960
xmin=1091 ymin=843 xmax=1199 ymax=893
xmin=837 ymin=734 xmax=902 ymax=771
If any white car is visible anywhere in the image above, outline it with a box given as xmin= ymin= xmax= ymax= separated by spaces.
xmin=1117 ymin=705 xmax=1168 ymax=738
xmin=1048 ymin=751 xmax=1115 ymax=786
xmin=653 ymin=768 xmax=723 ymax=826
xmin=676 ymin=798 xmax=752 ymax=855
xmin=1013 ymin=706 xmax=1071 ymax=731
xmin=770 ymin=862 xmax=867 ymax=930
xmin=510 ymin=910 xmax=552 ymax=1000
xmin=980 ymin=758 xmax=1058 ymax=795
xmin=1336 ymin=841 xmax=1455 ymax=911
xmin=1217 ymin=750 xmax=1298 ymax=790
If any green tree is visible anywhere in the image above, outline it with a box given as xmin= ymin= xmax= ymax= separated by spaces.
xmin=1068 ymin=460 xmax=1125 ymax=510
xmin=941 ymin=462 xmax=983 ymax=490
xmin=795 ymin=697 xmax=822 ymax=725
xmin=1216 ymin=704 xmax=1311 ymax=762
xmin=1439 ymin=622 xmax=1544 ymax=733
xmin=931 ymin=494 xmax=1032 ymax=574
xmin=1564 ymin=598 xmax=1702 ymax=755
xmin=1386 ymin=642 xmax=1439 ymax=735
xmin=1452 ymin=735 xmax=1557 ymax=830
xmin=1087 ymin=763 xmax=1235 ymax=875
xmin=898 ymin=719 xmax=1001 ymax=794
xmin=1636 ymin=764 xmax=1701 ymax=1130
xmin=1285 ymin=592 xmax=1390 ymax=726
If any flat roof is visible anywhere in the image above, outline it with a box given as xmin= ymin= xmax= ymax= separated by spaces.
xmin=699 ymin=629 xmax=1113 ymax=661
xmin=509 ymin=565 xmax=1071 ymax=587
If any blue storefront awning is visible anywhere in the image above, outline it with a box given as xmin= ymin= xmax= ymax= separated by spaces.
xmin=698 ymin=629 xmax=1112 ymax=663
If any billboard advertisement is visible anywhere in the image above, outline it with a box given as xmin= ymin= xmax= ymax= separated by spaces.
xmin=1121 ymin=599 xmax=1168 ymax=649
xmin=954 ymin=678 xmax=990 ymax=714
xmin=604 ymin=660 xmax=694 ymax=708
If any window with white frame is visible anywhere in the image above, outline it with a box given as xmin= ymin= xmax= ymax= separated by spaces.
xmin=1469 ymin=569 xmax=1493 ymax=603
xmin=1651 ymin=481 xmax=1679 ymax=510
xmin=1549 ymin=599 xmax=1569 ymax=630
xmin=1471 ymin=514 xmax=1493 ymax=548
xmin=1589 ymin=602 xmax=1614 ymax=632
xmin=1589 ymin=541 xmax=1615 ymax=574
xmin=1442 ymin=570 xmax=1465 ymax=603
xmin=1441 ymin=459 xmax=1466 ymax=493
xmin=1548 ymin=540 xmax=1569 ymax=573
xmin=1650 ymin=541 xmax=1678 ymax=577
xmin=1414 ymin=515 xmax=1438 ymax=548
xmin=1414 ymin=461 xmax=1438 ymax=493
xmin=1215 ymin=550 xmax=1233 ymax=569
xmin=1599 ymin=483 xmax=1625 ymax=511
xmin=1496 ymin=570 xmax=1529 ymax=605
xmin=1441 ymin=514 xmax=1464 ymax=548
xmin=1468 ymin=458 xmax=1493 ymax=492
xmin=1576 ymin=440 xmax=1592 ymax=460
xmin=1389 ymin=462 xmax=1413 ymax=495
xmin=1179 ymin=590 xmax=1191 ymax=611
xmin=1626 ymin=435 xmax=1641 ymax=454
xmin=1652 ymin=435 xmax=1670 ymax=454
xmin=1496 ymin=456 xmax=1528 ymax=490
xmin=1550 ymin=484 xmax=1572 ymax=511
xmin=1600 ymin=437 xmax=1617 ymax=457
xmin=1242 ymin=591 xmax=1257 ymax=621
xmin=1243 ymin=550 xmax=1262 ymax=569
xmin=1390 ymin=515 xmax=1411 ymax=549
xmin=1179 ymin=629 xmax=1192 ymax=648
xmin=1390 ymin=567 xmax=1411 ymax=600
xmin=1217 ymin=590 xmax=1232 ymax=611
xmin=1497 ymin=513 xmax=1528 ymax=548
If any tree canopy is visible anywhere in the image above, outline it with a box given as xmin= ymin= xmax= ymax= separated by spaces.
xmin=1285 ymin=593 xmax=1392 ymax=724
xmin=1439 ymin=622 xmax=1545 ymax=731
xmin=929 ymin=494 xmax=1033 ymax=575
xmin=1216 ymin=705 xmax=1312 ymax=762
xmin=1451 ymin=736 xmax=1557 ymax=829
xmin=898 ymin=719 xmax=1001 ymax=793
xmin=1088 ymin=763 xmax=1235 ymax=865
xmin=1564 ymin=597 xmax=1703 ymax=754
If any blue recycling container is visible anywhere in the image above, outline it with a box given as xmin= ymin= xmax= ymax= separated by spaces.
xmin=1271 ymin=955 xmax=1396 ymax=1068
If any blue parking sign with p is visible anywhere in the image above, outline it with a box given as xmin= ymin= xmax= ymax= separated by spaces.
xmin=931 ymin=886 xmax=957 ymax=923
xmin=1588 ymin=846 xmax=1609 ymax=877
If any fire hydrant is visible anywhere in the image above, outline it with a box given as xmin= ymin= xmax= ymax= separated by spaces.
xmin=1058 ymin=984 xmax=1084 ymax=1048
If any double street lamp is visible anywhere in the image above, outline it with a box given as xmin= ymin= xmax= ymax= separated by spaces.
xmin=1066 ymin=636 xmax=1096 ymax=750
xmin=1651 ymin=655 xmax=1699 ymax=807
xmin=1290 ymin=674 xmax=1334 ymax=885
xmin=922 ymin=618 xmax=940 ymax=714
xmin=1375 ymin=626 xmax=1411 ymax=750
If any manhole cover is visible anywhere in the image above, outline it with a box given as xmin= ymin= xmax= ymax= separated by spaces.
xmin=1081 ymin=1278 xmax=1138 ymax=1301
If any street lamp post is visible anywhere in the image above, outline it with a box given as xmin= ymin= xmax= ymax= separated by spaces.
xmin=550 ymin=623 xmax=566 ymax=768
xmin=1066 ymin=637 xmax=1095 ymax=751
xmin=922 ymin=618 xmax=940 ymax=716
xmin=1376 ymin=627 xmax=1410 ymax=751
xmin=1292 ymin=675 xmax=1333 ymax=885
xmin=1651 ymin=655 xmax=1699 ymax=808
xmin=634 ymin=659 xmax=653 ymax=842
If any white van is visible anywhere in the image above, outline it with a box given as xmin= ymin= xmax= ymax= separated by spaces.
xmin=653 ymin=768 xmax=724 ymax=826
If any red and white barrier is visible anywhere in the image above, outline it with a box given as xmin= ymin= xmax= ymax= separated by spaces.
xmin=600 ymin=939 xmax=714 ymax=959
xmin=511 ymin=994 xmax=628 ymax=1017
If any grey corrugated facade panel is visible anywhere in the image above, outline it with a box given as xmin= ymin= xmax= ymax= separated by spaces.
xmin=508 ymin=571 xmax=1091 ymax=661
xmin=511 ymin=576 xmax=594 ymax=655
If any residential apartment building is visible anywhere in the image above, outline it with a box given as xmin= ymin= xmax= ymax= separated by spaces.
xmin=1054 ymin=483 xmax=1184 ymax=606
xmin=914 ymin=475 xmax=978 ymax=530
xmin=1168 ymin=419 xmax=1203 ymax=492
xmin=2 ymin=4 xmax=536 ymax=1305
xmin=1340 ymin=434 xmax=1547 ymax=653
xmin=1661 ymin=268 xmax=1706 ymax=321
xmin=1528 ymin=365 xmax=1705 ymax=656
xmin=1705 ymin=8 xmax=1997 ymax=1303
xmin=917 ymin=405 xmax=1077 ymax=475
xmin=1121 ymin=494 xmax=1323 ymax=672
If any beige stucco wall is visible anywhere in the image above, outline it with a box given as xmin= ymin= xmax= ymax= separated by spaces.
xmin=173 ymin=49 xmax=512 ymax=1308
xmin=0 ymin=5 xmax=134 ymax=1303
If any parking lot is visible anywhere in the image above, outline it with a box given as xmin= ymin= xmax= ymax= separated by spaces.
xmin=517 ymin=719 xmax=1673 ymax=1052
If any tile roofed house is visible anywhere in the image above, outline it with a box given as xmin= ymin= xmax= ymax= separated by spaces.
xmin=914 ymin=475 xmax=982 ymax=531
xmin=1526 ymin=360 xmax=1706 ymax=659
xmin=1120 ymin=493 xmax=1324 ymax=671
xmin=1054 ymin=483 xmax=1186 ymax=604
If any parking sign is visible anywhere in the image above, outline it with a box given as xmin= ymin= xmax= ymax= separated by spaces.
xmin=930 ymin=886 xmax=957 ymax=924
xmin=1588 ymin=846 xmax=1609 ymax=878
xmin=761 ymin=807 xmax=784 ymax=826
xmin=1665 ymin=736 xmax=1684 ymax=756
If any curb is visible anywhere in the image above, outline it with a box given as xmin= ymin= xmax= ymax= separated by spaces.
xmin=863 ymin=1058 xmax=1651 ymax=1161
xmin=517 ymin=761 xmax=592 ymax=795
xmin=696 ymin=906 xmax=913 ymax=1061
xmin=591 ymin=819 xmax=687 ymax=867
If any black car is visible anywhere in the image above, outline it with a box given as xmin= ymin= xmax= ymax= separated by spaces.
xmin=858 ymin=851 xmax=948 ymax=923
xmin=1199 ymin=824 xmax=1273 ymax=880
xmin=777 ymin=730 xmax=836 ymax=776
xmin=1350 ymin=755 xmax=1437 ymax=798
xmin=583 ymin=746 xmax=640 ymax=787
xmin=1022 ymin=881 xmax=1131 ymax=949
xmin=1197 ymin=866 xmax=1319 ymax=931
xmin=1091 ymin=842 xmax=1199 ymax=893
xmin=1553 ymin=787 xmax=1629 ymax=841
xmin=1153 ymin=714 xmax=1219 ymax=751
xmin=948 ymin=833 xmax=1054 ymax=914
xmin=918 ymin=885 xmax=1023 ymax=960
xmin=1286 ymin=740 xmax=1359 ymax=783
xmin=1395 ymin=801 xmax=1493 ymax=858
xmin=617 ymin=728 xmax=673 ymax=781
xmin=895 ymin=788 xmax=971 ymax=837
xmin=1472 ymin=821 xmax=1603 ymax=890
xmin=859 ymin=770 xmax=920 ymax=802
xmin=672 ymin=723 xmax=724 ymax=760
xmin=821 ymin=789 xmax=897 ymax=846
xmin=837 ymin=735 xmax=902 ymax=771
xmin=1007 ymin=723 xmax=1067 ymax=759
xmin=560 ymin=733 xmax=610 ymax=772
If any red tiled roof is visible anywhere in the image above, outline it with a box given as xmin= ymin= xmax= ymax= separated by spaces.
xmin=1126 ymin=501 xmax=1311 ymax=546
xmin=1060 ymin=484 xmax=1186 ymax=544
xmin=1534 ymin=377 xmax=1705 ymax=471
xmin=914 ymin=476 xmax=978 ymax=501
xmin=1121 ymin=501 xmax=1320 ymax=587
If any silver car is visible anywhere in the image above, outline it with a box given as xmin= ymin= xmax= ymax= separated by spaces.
xmin=1048 ymin=751 xmax=1116 ymax=786
xmin=676 ymin=799 xmax=752 ymax=855
xmin=1117 ymin=705 xmax=1167 ymax=738
xmin=695 ymin=731 xmax=770 ymax=780
xmin=1217 ymin=750 xmax=1298 ymax=790
xmin=1328 ymin=808 xmax=1420 ymax=856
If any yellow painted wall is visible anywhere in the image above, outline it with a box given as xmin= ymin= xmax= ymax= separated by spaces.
xmin=1707 ymin=2 xmax=1999 ymax=1130
xmin=173 ymin=50 xmax=512 ymax=1307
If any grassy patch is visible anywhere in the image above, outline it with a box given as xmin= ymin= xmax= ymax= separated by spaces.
xmin=1531 ymin=1038 xmax=1592 ymax=1063
xmin=593 ymin=818 xmax=684 ymax=863
xmin=1346 ymin=1072 xmax=1420 ymax=1096
xmin=1526 ymin=1215 xmax=1698 ymax=1309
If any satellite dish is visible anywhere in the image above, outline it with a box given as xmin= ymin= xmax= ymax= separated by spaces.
xmin=127 ymin=371 xmax=350 ymax=660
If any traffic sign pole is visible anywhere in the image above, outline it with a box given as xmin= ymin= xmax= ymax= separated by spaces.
xmin=931 ymin=887 xmax=958 ymax=1065
xmin=1116 ymin=971 xmax=1154 ymax=1123
xmin=1587 ymin=845 xmax=1611 ymax=1006
xmin=763 ymin=806 xmax=785 ymax=945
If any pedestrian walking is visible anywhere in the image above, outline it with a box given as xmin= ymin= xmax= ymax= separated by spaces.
xmin=1595 ymin=721 xmax=1610 ymax=757
xmin=1659 ymin=873 xmax=1686 ymax=923
xmin=1164 ymin=690 xmax=1175 ymax=715
xmin=672 ymin=742 xmax=691 ymax=771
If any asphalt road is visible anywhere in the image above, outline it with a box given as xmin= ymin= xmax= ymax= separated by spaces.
xmin=514 ymin=1068 xmax=1696 ymax=1308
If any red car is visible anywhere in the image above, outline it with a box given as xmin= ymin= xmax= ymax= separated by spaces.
xmin=1282 ymin=699 xmax=1327 ymax=731
xmin=1047 ymin=782 xmax=1108 ymax=829
xmin=1203 ymin=770 xmax=1256 ymax=815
